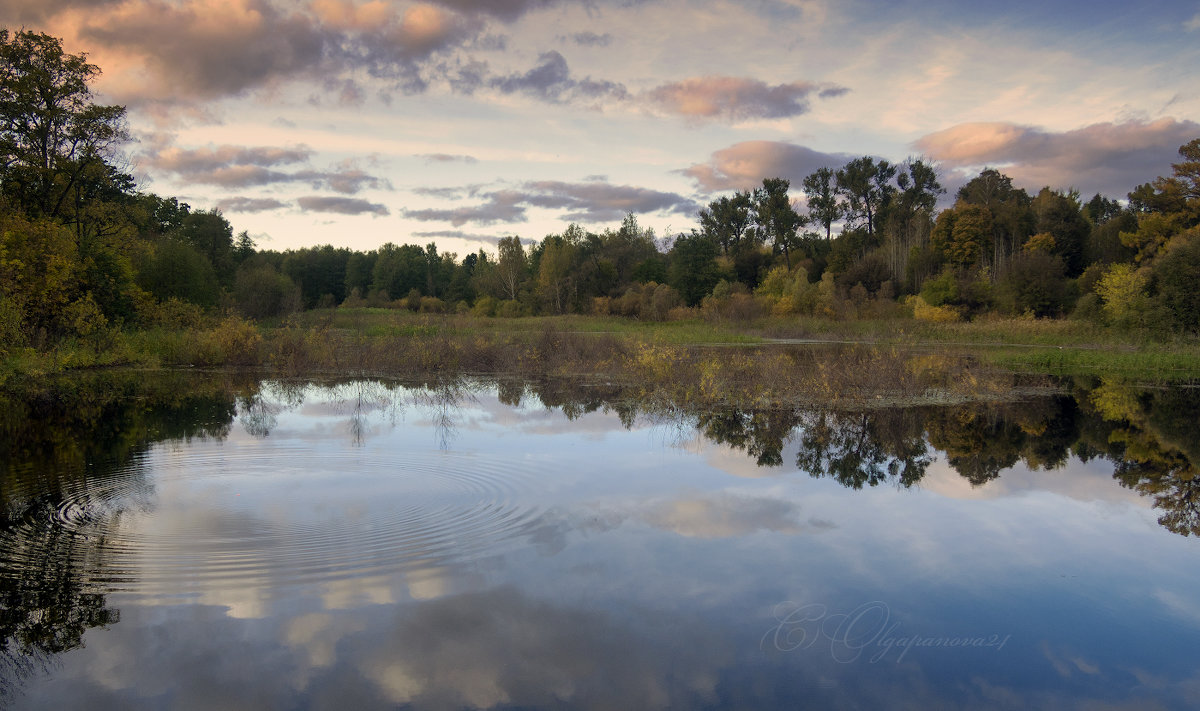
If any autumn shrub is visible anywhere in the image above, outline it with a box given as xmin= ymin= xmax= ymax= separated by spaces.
xmin=472 ymin=295 xmax=497 ymax=317
xmin=139 ymin=297 xmax=208 ymax=329
xmin=194 ymin=316 xmax=264 ymax=366
xmin=906 ymin=295 xmax=960 ymax=323
xmin=419 ymin=296 xmax=446 ymax=313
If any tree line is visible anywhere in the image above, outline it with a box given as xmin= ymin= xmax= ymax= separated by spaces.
xmin=3 ymin=29 xmax=1199 ymax=353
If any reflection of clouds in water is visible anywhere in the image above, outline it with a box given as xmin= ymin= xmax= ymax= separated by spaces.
xmin=1152 ymin=589 xmax=1200 ymax=628
xmin=34 ymin=589 xmax=733 ymax=711
xmin=347 ymin=587 xmax=730 ymax=710
xmin=34 ymin=586 xmax=1191 ymax=711
xmin=639 ymin=492 xmax=832 ymax=539
xmin=920 ymin=455 xmax=1147 ymax=507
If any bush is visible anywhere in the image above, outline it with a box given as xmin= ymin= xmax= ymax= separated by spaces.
xmin=196 ymin=316 xmax=263 ymax=366
xmin=471 ymin=295 xmax=497 ymax=317
xmin=497 ymin=299 xmax=525 ymax=318
xmin=419 ymin=296 xmax=446 ymax=313
xmin=139 ymin=297 xmax=208 ymax=329
xmin=906 ymin=295 xmax=960 ymax=322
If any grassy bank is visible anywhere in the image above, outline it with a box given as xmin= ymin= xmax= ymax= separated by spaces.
xmin=2 ymin=308 xmax=1196 ymax=395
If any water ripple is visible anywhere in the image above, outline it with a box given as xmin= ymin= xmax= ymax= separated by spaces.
xmin=0 ymin=441 xmax=548 ymax=599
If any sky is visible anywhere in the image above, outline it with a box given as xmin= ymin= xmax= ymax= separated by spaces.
xmin=4 ymin=0 xmax=1200 ymax=255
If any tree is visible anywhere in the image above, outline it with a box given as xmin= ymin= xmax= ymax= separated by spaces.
xmin=1032 ymin=188 xmax=1089 ymax=277
xmin=997 ymin=250 xmax=1070 ymax=317
xmin=537 ymin=234 xmax=576 ymax=313
xmin=955 ymin=169 xmax=1036 ymax=276
xmin=932 ymin=203 xmax=991 ymax=270
xmin=754 ymin=178 xmax=805 ymax=269
xmin=836 ymin=156 xmax=896 ymax=239
xmin=1171 ymin=138 xmax=1200 ymax=201
xmin=173 ymin=209 xmax=235 ymax=283
xmin=496 ymin=236 xmax=527 ymax=302
xmin=883 ymin=159 xmax=943 ymax=284
xmin=802 ymin=167 xmax=844 ymax=241
xmin=0 ymin=30 xmax=129 ymax=224
xmin=135 ymin=240 xmax=220 ymax=307
xmin=698 ymin=191 xmax=755 ymax=255
xmin=667 ymin=231 xmax=720 ymax=306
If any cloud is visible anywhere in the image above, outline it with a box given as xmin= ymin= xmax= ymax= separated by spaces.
xmin=217 ymin=197 xmax=289 ymax=213
xmin=143 ymin=143 xmax=390 ymax=193
xmin=490 ymin=50 xmax=628 ymax=103
xmin=412 ymin=230 xmax=509 ymax=247
xmin=644 ymin=77 xmax=845 ymax=122
xmin=521 ymin=180 xmax=698 ymax=222
xmin=562 ymin=31 xmax=612 ymax=47
xmin=297 ymin=196 xmax=390 ymax=215
xmin=149 ymin=144 xmax=313 ymax=173
xmin=404 ymin=180 xmax=696 ymax=226
xmin=417 ymin=153 xmax=479 ymax=164
xmin=32 ymin=0 xmax=489 ymax=108
xmin=78 ymin=0 xmax=333 ymax=101
xmin=683 ymin=140 xmax=854 ymax=192
xmin=403 ymin=190 xmax=527 ymax=225
xmin=427 ymin=0 xmax=557 ymax=22
xmin=1186 ymin=12 xmax=1200 ymax=31
xmin=914 ymin=118 xmax=1200 ymax=197
xmin=0 ymin=0 xmax=122 ymax=24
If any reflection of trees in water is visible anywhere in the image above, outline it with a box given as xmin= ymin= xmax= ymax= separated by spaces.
xmin=1081 ymin=381 xmax=1200 ymax=537
xmin=0 ymin=372 xmax=251 ymax=697
xmin=698 ymin=408 xmax=801 ymax=467
xmin=797 ymin=409 xmax=931 ymax=489
xmin=496 ymin=376 xmax=1198 ymax=538
xmin=411 ymin=377 xmax=477 ymax=450
xmin=0 ymin=505 xmax=119 ymax=698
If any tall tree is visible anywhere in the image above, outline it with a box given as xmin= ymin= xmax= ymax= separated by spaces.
xmin=698 ymin=191 xmax=755 ymax=255
xmin=955 ymin=168 xmax=1035 ymax=276
xmin=883 ymin=159 xmax=943 ymax=284
xmin=496 ymin=236 xmax=527 ymax=302
xmin=802 ymin=167 xmax=844 ymax=241
xmin=668 ymin=231 xmax=720 ymax=306
xmin=754 ymin=178 xmax=805 ymax=269
xmin=836 ymin=157 xmax=896 ymax=239
xmin=0 ymin=30 xmax=129 ymax=226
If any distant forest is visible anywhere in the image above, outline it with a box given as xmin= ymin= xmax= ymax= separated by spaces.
xmin=3 ymin=29 xmax=1199 ymax=352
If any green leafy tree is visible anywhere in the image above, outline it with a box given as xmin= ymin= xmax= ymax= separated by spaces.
xmin=753 ymin=178 xmax=805 ymax=269
xmin=802 ymin=166 xmax=844 ymax=241
xmin=667 ymin=231 xmax=720 ymax=306
xmin=955 ymin=169 xmax=1035 ymax=274
xmin=1032 ymin=188 xmax=1089 ymax=277
xmin=135 ymin=240 xmax=220 ymax=307
xmin=173 ymin=209 xmax=235 ymax=284
xmin=0 ymin=30 xmax=129 ymax=225
xmin=698 ymin=190 xmax=755 ymax=255
xmin=836 ymin=156 xmax=896 ymax=239
xmin=1151 ymin=227 xmax=1200 ymax=333
xmin=495 ymin=236 xmax=528 ymax=302
xmin=997 ymin=250 xmax=1071 ymax=317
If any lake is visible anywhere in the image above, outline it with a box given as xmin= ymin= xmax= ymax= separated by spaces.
xmin=1 ymin=371 xmax=1198 ymax=709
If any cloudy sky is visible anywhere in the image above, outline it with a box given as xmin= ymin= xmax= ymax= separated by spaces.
xmin=6 ymin=0 xmax=1200 ymax=253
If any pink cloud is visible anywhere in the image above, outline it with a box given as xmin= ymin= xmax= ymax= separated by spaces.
xmin=915 ymin=118 xmax=1200 ymax=196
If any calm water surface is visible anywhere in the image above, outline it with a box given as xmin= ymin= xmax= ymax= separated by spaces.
xmin=1 ymin=372 xmax=1198 ymax=709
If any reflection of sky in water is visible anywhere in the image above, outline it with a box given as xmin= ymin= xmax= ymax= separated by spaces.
xmin=12 ymin=382 xmax=1200 ymax=710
